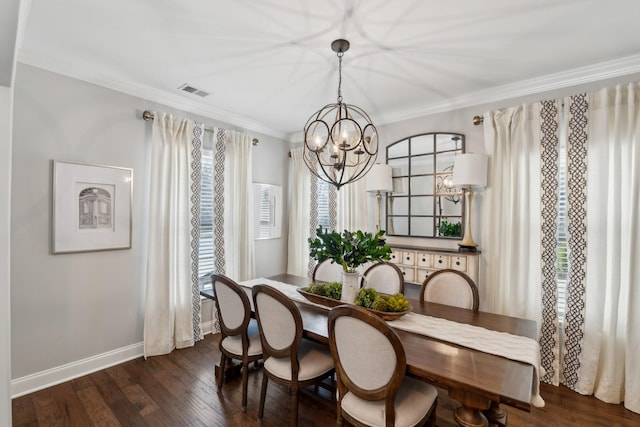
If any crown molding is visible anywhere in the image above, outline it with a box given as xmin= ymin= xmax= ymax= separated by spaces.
xmin=19 ymin=49 xmax=640 ymax=142
xmin=377 ymin=53 xmax=640 ymax=125
xmin=17 ymin=50 xmax=288 ymax=140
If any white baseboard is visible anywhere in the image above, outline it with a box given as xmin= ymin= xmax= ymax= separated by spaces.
xmin=11 ymin=342 xmax=144 ymax=398
xmin=11 ymin=319 xmax=221 ymax=399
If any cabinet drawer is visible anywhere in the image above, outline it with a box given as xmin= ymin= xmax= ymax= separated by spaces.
xmin=399 ymin=266 xmax=415 ymax=283
xmin=432 ymin=255 xmax=450 ymax=269
xmin=390 ymin=250 xmax=403 ymax=265
xmin=450 ymin=256 xmax=467 ymax=272
xmin=417 ymin=252 xmax=431 ymax=268
xmin=402 ymin=251 xmax=416 ymax=266
xmin=416 ymin=268 xmax=431 ymax=284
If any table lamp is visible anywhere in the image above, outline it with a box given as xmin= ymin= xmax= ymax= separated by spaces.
xmin=366 ymin=163 xmax=393 ymax=232
xmin=453 ymin=154 xmax=488 ymax=252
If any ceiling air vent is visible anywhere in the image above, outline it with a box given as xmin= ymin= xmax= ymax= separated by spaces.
xmin=178 ymin=83 xmax=210 ymax=98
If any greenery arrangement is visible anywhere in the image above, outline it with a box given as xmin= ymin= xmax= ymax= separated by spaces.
xmin=304 ymin=284 xmax=409 ymax=313
xmin=306 ymin=281 xmax=342 ymax=300
xmin=438 ymin=220 xmax=462 ymax=237
xmin=355 ymin=288 xmax=409 ymax=312
xmin=308 ymin=226 xmax=392 ymax=272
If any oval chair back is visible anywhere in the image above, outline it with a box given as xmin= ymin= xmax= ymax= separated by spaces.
xmin=252 ymin=284 xmax=334 ymax=427
xmin=419 ymin=269 xmax=479 ymax=311
xmin=362 ymin=261 xmax=405 ymax=294
xmin=328 ymin=305 xmax=438 ymax=426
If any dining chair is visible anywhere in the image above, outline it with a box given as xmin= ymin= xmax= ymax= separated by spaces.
xmin=328 ymin=305 xmax=438 ymax=427
xmin=419 ymin=269 xmax=479 ymax=311
xmin=252 ymin=284 xmax=335 ymax=427
xmin=211 ymin=274 xmax=263 ymax=412
xmin=362 ymin=261 xmax=405 ymax=295
xmin=312 ymin=258 xmax=344 ymax=283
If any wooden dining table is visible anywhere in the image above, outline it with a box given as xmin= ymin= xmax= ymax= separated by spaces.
xmin=202 ymin=274 xmax=538 ymax=427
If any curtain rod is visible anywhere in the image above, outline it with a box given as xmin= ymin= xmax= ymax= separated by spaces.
xmin=473 ymin=115 xmax=483 ymax=126
xmin=141 ymin=110 xmax=259 ymax=145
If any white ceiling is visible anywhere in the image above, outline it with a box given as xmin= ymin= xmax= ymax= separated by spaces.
xmin=18 ymin=0 xmax=640 ymax=140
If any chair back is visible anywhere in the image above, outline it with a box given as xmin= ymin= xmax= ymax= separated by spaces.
xmin=252 ymin=284 xmax=303 ymax=362
xmin=328 ymin=305 xmax=405 ymax=405
xmin=211 ymin=274 xmax=251 ymax=337
xmin=312 ymin=259 xmax=343 ymax=283
xmin=363 ymin=262 xmax=405 ymax=294
xmin=420 ymin=269 xmax=479 ymax=311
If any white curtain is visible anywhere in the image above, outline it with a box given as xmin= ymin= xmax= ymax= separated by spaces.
xmin=222 ymin=130 xmax=255 ymax=281
xmin=482 ymin=84 xmax=640 ymax=414
xmin=144 ymin=113 xmax=203 ymax=358
xmin=287 ymin=147 xmax=311 ymax=276
xmin=480 ymin=104 xmax=543 ymax=325
xmin=336 ymin=178 xmax=368 ymax=232
xmin=573 ymin=83 xmax=640 ymax=413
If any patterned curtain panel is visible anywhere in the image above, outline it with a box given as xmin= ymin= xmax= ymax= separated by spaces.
xmin=485 ymin=83 xmax=640 ymax=414
xmin=571 ymin=84 xmax=640 ymax=414
xmin=144 ymin=113 xmax=203 ymax=358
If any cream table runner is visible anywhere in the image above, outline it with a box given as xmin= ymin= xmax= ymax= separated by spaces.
xmin=240 ymin=278 xmax=544 ymax=407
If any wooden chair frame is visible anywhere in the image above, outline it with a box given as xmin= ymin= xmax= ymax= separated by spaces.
xmin=252 ymin=284 xmax=335 ymax=427
xmin=328 ymin=305 xmax=436 ymax=427
xmin=211 ymin=274 xmax=262 ymax=412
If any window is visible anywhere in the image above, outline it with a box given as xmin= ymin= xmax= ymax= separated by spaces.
xmin=317 ymin=180 xmax=331 ymax=230
xmin=198 ymin=145 xmax=215 ymax=290
xmin=557 ymin=132 xmax=569 ymax=322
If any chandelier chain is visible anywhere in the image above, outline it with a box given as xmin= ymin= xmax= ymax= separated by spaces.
xmin=337 ymin=52 xmax=343 ymax=104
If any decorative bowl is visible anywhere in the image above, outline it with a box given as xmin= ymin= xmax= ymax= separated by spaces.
xmin=297 ymin=287 xmax=344 ymax=308
xmin=296 ymin=287 xmax=412 ymax=320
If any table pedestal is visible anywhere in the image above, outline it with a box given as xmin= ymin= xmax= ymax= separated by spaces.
xmin=483 ymin=401 xmax=507 ymax=427
xmin=450 ymin=389 xmax=492 ymax=427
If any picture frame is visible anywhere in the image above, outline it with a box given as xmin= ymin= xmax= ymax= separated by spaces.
xmin=52 ymin=161 xmax=133 ymax=254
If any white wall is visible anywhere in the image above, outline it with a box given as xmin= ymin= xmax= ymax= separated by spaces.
xmin=10 ymin=64 xmax=289 ymax=393
xmin=1 ymin=84 xmax=14 ymax=427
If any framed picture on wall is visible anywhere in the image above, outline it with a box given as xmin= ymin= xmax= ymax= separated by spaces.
xmin=52 ymin=161 xmax=133 ymax=254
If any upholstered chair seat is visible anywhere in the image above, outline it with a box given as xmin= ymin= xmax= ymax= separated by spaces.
xmin=341 ymin=377 xmax=438 ymax=427
xmin=263 ymin=339 xmax=334 ymax=381
xmin=220 ymin=319 xmax=262 ymax=357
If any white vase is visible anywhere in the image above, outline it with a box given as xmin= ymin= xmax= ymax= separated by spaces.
xmin=341 ymin=271 xmax=360 ymax=303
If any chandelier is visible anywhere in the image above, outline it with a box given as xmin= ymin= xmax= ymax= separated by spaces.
xmin=303 ymin=39 xmax=378 ymax=190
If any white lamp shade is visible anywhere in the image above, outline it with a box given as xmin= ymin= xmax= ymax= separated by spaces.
xmin=366 ymin=163 xmax=393 ymax=192
xmin=453 ymin=153 xmax=488 ymax=187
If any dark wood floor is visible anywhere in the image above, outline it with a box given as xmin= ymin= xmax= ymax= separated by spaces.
xmin=12 ymin=333 xmax=640 ymax=427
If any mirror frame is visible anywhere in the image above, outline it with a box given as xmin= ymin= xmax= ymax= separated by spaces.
xmin=385 ymin=132 xmax=465 ymax=239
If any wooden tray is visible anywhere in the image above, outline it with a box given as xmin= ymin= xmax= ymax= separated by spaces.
xmin=297 ymin=287 xmax=411 ymax=320
xmin=297 ymin=287 xmax=344 ymax=308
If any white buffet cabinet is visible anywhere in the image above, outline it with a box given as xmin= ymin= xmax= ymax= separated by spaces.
xmin=387 ymin=244 xmax=480 ymax=288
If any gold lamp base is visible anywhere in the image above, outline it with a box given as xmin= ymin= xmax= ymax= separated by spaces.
xmin=458 ymin=187 xmax=478 ymax=252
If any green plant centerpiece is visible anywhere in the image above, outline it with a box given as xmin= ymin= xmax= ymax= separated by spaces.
xmin=308 ymin=226 xmax=392 ymax=302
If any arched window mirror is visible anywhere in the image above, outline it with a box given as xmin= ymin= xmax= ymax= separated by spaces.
xmin=386 ymin=132 xmax=464 ymax=238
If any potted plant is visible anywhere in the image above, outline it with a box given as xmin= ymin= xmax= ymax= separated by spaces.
xmin=308 ymin=226 xmax=392 ymax=302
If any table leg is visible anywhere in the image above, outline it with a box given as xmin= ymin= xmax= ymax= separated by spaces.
xmin=449 ymin=389 xmax=492 ymax=427
xmin=483 ymin=400 xmax=507 ymax=427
